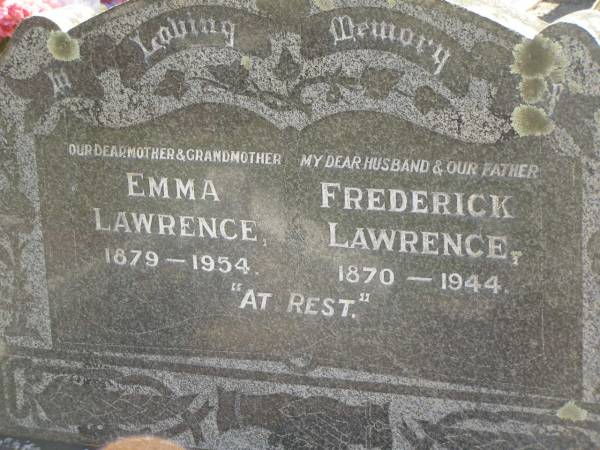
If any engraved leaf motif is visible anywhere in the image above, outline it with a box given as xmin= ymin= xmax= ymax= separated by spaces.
xmin=360 ymin=67 xmax=401 ymax=100
xmin=414 ymin=85 xmax=451 ymax=114
xmin=399 ymin=410 xmax=599 ymax=449
xmin=325 ymin=83 xmax=342 ymax=104
xmin=322 ymin=66 xmax=357 ymax=104
xmin=216 ymin=389 xmax=392 ymax=450
xmin=34 ymin=371 xmax=204 ymax=435
xmin=207 ymin=63 xmax=249 ymax=91
xmin=155 ymin=69 xmax=188 ymax=99
xmin=274 ymin=47 xmax=301 ymax=82
xmin=269 ymin=396 xmax=393 ymax=449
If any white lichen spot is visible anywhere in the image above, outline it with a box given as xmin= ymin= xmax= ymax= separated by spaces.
xmin=520 ymin=77 xmax=547 ymax=104
xmin=557 ymin=401 xmax=588 ymax=422
xmin=512 ymin=36 xmax=563 ymax=79
xmin=511 ymin=105 xmax=555 ymax=137
xmin=241 ymin=55 xmax=252 ymax=71
xmin=47 ymin=30 xmax=80 ymax=62
xmin=315 ymin=0 xmax=335 ymax=11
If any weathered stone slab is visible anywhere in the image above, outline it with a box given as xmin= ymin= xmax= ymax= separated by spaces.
xmin=2 ymin=0 xmax=600 ymax=448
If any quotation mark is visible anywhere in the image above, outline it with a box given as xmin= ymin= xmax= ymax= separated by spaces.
xmin=231 ymin=283 xmax=243 ymax=292
xmin=358 ymin=293 xmax=371 ymax=303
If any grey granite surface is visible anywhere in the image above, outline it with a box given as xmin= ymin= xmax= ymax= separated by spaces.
xmin=1 ymin=1 xmax=600 ymax=449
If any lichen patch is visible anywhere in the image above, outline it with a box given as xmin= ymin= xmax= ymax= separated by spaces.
xmin=510 ymin=35 xmax=566 ymax=138
xmin=241 ymin=55 xmax=252 ymax=71
xmin=511 ymin=105 xmax=555 ymax=137
xmin=519 ymin=77 xmax=547 ymax=104
xmin=47 ymin=31 xmax=80 ymax=62
xmin=557 ymin=401 xmax=589 ymax=422
xmin=512 ymin=36 xmax=563 ymax=78
xmin=315 ymin=0 xmax=335 ymax=11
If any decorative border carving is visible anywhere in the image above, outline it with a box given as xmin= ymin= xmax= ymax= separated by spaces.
xmin=4 ymin=357 xmax=600 ymax=449
xmin=0 ymin=79 xmax=52 ymax=349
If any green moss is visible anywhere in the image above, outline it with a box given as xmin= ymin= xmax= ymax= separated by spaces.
xmin=47 ymin=31 xmax=80 ymax=62
xmin=512 ymin=36 xmax=563 ymax=78
xmin=557 ymin=401 xmax=588 ymax=422
xmin=519 ymin=77 xmax=547 ymax=104
xmin=511 ymin=105 xmax=555 ymax=137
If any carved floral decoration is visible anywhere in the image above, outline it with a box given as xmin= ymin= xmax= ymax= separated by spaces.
xmin=154 ymin=43 xmax=405 ymax=115
xmin=0 ymin=121 xmax=38 ymax=340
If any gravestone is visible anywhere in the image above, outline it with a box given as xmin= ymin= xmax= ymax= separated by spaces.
xmin=1 ymin=0 xmax=600 ymax=448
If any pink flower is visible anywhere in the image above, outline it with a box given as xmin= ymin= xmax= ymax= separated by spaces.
xmin=0 ymin=4 xmax=30 ymax=38
xmin=0 ymin=0 xmax=71 ymax=38
xmin=100 ymin=0 xmax=126 ymax=7
xmin=0 ymin=0 xmax=126 ymax=42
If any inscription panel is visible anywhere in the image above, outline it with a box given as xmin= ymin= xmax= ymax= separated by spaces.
xmin=38 ymin=107 xmax=581 ymax=396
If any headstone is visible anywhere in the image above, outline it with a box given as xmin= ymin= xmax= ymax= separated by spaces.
xmin=1 ymin=0 xmax=600 ymax=448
